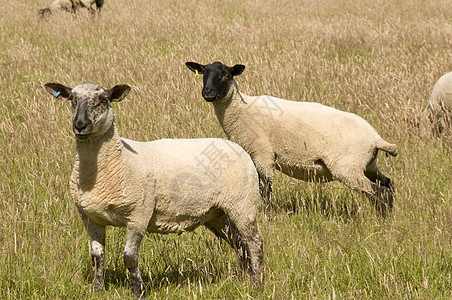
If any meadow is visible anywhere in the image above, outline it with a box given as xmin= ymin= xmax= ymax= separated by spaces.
xmin=1 ymin=0 xmax=451 ymax=298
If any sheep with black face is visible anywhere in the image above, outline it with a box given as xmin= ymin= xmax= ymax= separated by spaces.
xmin=186 ymin=61 xmax=398 ymax=216
xmin=44 ymin=82 xmax=264 ymax=299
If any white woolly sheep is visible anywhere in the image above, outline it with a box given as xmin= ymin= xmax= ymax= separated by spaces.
xmin=420 ymin=71 xmax=452 ymax=133
xmin=39 ymin=0 xmax=103 ymax=17
xmin=43 ymin=82 xmax=264 ymax=299
xmin=186 ymin=61 xmax=398 ymax=216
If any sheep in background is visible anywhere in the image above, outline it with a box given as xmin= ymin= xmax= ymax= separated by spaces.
xmin=186 ymin=61 xmax=398 ymax=216
xmin=39 ymin=0 xmax=104 ymax=17
xmin=43 ymin=82 xmax=263 ymax=299
xmin=419 ymin=71 xmax=452 ymax=134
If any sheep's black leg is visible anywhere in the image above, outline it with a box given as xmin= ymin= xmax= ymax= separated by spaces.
xmin=364 ymin=159 xmax=394 ymax=215
xmin=95 ymin=0 xmax=104 ymax=10
xmin=95 ymin=0 xmax=103 ymax=13
xmin=365 ymin=169 xmax=394 ymax=214
xmin=258 ymin=174 xmax=272 ymax=216
xmin=124 ymin=229 xmax=146 ymax=300
xmin=370 ymin=181 xmax=393 ymax=216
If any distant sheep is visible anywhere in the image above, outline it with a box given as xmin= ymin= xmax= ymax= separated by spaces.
xmin=43 ymin=82 xmax=263 ymax=299
xmin=419 ymin=71 xmax=452 ymax=134
xmin=39 ymin=0 xmax=104 ymax=17
xmin=186 ymin=61 xmax=398 ymax=216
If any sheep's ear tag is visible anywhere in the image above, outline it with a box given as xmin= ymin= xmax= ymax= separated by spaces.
xmin=195 ymin=69 xmax=199 ymax=77
xmin=54 ymin=90 xmax=61 ymax=98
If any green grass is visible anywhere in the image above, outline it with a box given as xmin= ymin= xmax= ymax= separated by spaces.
xmin=1 ymin=0 xmax=451 ymax=298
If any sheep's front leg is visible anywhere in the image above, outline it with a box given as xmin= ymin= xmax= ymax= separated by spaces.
xmin=81 ymin=215 xmax=106 ymax=292
xmin=124 ymin=229 xmax=146 ymax=299
xmin=252 ymin=148 xmax=275 ymax=216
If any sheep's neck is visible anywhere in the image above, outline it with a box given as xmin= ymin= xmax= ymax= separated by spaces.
xmin=213 ymin=86 xmax=247 ymax=139
xmin=74 ymin=124 xmax=125 ymax=192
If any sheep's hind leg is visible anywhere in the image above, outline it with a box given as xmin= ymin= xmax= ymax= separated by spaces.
xmin=205 ymin=214 xmax=246 ymax=269
xmin=235 ymin=221 xmax=264 ymax=284
xmin=335 ymin=169 xmax=391 ymax=217
xmin=124 ymin=228 xmax=146 ymax=299
xmin=365 ymin=161 xmax=394 ymax=212
xmin=205 ymin=213 xmax=264 ymax=283
xmin=80 ymin=214 xmax=106 ymax=292
xmin=370 ymin=182 xmax=393 ymax=216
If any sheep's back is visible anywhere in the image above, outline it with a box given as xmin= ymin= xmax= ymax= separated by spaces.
xmin=247 ymin=95 xmax=381 ymax=148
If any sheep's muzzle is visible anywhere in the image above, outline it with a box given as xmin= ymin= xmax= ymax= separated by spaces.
xmin=72 ymin=102 xmax=93 ymax=140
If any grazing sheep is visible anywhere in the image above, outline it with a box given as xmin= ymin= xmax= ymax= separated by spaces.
xmin=39 ymin=0 xmax=104 ymax=17
xmin=186 ymin=61 xmax=398 ymax=216
xmin=419 ymin=71 xmax=452 ymax=134
xmin=43 ymin=82 xmax=263 ymax=299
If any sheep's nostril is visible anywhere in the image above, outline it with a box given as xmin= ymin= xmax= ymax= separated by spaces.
xmin=203 ymin=87 xmax=213 ymax=96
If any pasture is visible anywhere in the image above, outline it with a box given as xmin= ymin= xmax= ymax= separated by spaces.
xmin=1 ymin=0 xmax=451 ymax=298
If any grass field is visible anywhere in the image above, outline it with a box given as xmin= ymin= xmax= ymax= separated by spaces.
xmin=1 ymin=0 xmax=451 ymax=298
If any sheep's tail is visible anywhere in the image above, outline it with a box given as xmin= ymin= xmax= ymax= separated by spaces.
xmin=376 ymin=139 xmax=398 ymax=157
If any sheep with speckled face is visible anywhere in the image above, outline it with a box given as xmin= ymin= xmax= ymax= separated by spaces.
xmin=186 ymin=61 xmax=398 ymax=216
xmin=39 ymin=0 xmax=103 ymax=17
xmin=44 ymin=82 xmax=263 ymax=299
xmin=420 ymin=71 xmax=452 ymax=134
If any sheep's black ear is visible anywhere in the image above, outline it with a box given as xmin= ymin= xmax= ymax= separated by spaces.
xmin=44 ymin=83 xmax=72 ymax=100
xmin=108 ymin=84 xmax=131 ymax=102
xmin=230 ymin=64 xmax=245 ymax=77
xmin=185 ymin=62 xmax=205 ymax=74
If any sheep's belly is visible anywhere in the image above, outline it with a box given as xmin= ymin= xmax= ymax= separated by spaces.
xmin=147 ymin=209 xmax=218 ymax=234
xmin=276 ymin=161 xmax=333 ymax=182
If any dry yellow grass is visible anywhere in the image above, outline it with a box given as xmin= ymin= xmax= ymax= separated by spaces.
xmin=1 ymin=0 xmax=451 ymax=298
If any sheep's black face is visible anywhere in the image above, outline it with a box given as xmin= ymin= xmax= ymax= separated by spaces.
xmin=44 ymin=82 xmax=131 ymax=141
xmin=186 ymin=61 xmax=245 ymax=103
xmin=201 ymin=62 xmax=234 ymax=102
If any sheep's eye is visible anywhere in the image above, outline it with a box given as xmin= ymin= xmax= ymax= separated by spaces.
xmin=96 ymin=96 xmax=108 ymax=105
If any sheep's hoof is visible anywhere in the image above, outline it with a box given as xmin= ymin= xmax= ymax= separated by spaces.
xmin=253 ymin=273 xmax=264 ymax=285
xmin=134 ymin=290 xmax=147 ymax=300
xmin=133 ymin=284 xmax=147 ymax=300
xmin=92 ymin=280 xmax=104 ymax=293
xmin=250 ymin=273 xmax=264 ymax=292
